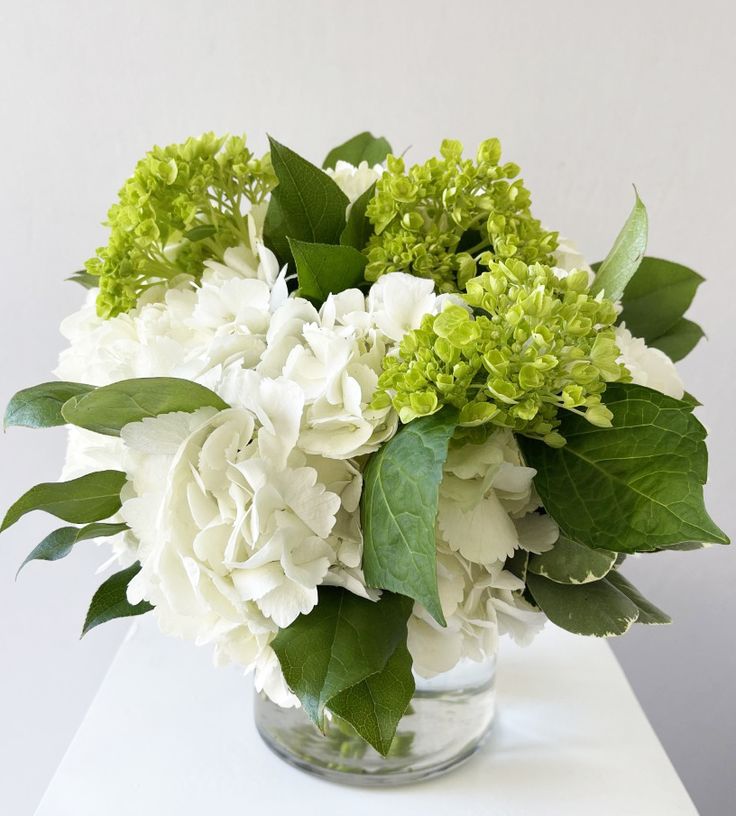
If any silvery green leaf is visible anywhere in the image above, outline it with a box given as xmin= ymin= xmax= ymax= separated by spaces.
xmin=591 ymin=190 xmax=648 ymax=301
xmin=5 ymin=381 xmax=93 ymax=429
xmin=61 ymin=377 xmax=227 ymax=436
xmin=361 ymin=408 xmax=459 ymax=625
xmin=1 ymin=471 xmax=127 ymax=533
xmin=322 ymin=132 xmax=392 ymax=170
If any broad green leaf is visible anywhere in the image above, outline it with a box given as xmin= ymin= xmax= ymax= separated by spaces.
xmin=361 ymin=408 xmax=459 ymax=625
xmin=263 ymin=137 xmax=349 ymax=267
xmin=340 ymin=182 xmax=376 ymax=250
xmin=519 ymin=383 xmax=729 ymax=553
xmin=1 ymin=471 xmax=126 ymax=533
xmin=61 ymin=377 xmax=227 ymax=436
xmin=605 ymin=571 xmax=670 ymax=624
xmin=289 ymin=239 xmax=367 ymax=305
xmin=272 ymin=588 xmax=413 ymax=734
xmin=322 ymin=132 xmax=392 ymax=170
xmin=526 ymin=571 xmax=640 ymax=636
xmin=590 ymin=190 xmax=648 ymax=301
xmin=329 ymin=641 xmax=414 ymax=756
xmin=5 ymin=381 xmax=93 ymax=429
xmin=66 ymin=271 xmax=99 ymax=289
xmin=528 ymin=535 xmax=616 ymax=584
xmin=82 ymin=562 xmax=153 ymax=635
xmin=17 ymin=522 xmax=128 ymax=577
xmin=618 ymin=257 xmax=704 ymax=341
xmin=649 ymin=317 xmax=704 ymax=362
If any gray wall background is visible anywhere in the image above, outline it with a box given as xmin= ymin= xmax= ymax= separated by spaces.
xmin=0 ymin=1 xmax=733 ymax=813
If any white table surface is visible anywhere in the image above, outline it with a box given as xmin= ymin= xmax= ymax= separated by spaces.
xmin=35 ymin=618 xmax=697 ymax=816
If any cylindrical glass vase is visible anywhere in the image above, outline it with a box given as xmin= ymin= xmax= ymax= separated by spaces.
xmin=254 ymin=655 xmax=496 ymax=786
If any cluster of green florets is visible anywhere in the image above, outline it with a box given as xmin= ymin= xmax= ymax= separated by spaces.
xmin=374 ymin=258 xmax=627 ymax=445
xmin=364 ymin=139 xmax=558 ymax=293
xmin=86 ymin=133 xmax=276 ymax=318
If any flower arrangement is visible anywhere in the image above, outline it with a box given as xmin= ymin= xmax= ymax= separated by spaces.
xmin=3 ymin=131 xmax=728 ymax=759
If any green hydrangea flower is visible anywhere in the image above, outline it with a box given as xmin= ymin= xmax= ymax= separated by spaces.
xmin=374 ymin=258 xmax=628 ymax=445
xmin=86 ymin=133 xmax=276 ymax=318
xmin=364 ymin=139 xmax=558 ymax=292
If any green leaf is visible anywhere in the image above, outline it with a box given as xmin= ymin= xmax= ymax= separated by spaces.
xmin=1 ymin=471 xmax=127 ymax=533
xmin=519 ymin=383 xmax=729 ymax=553
xmin=322 ymin=132 xmax=392 ymax=170
xmin=289 ymin=239 xmax=367 ymax=305
xmin=5 ymin=381 xmax=94 ymax=429
xmin=605 ymin=571 xmax=670 ymax=624
xmin=526 ymin=570 xmax=640 ymax=636
xmin=340 ymin=182 xmax=376 ymax=250
xmin=61 ymin=377 xmax=228 ymax=436
xmin=184 ymin=224 xmax=217 ymax=242
xmin=82 ymin=562 xmax=153 ymax=636
xmin=263 ymin=137 xmax=349 ymax=268
xmin=17 ymin=522 xmax=128 ymax=577
xmin=361 ymin=408 xmax=459 ymax=626
xmin=271 ymin=588 xmax=413 ymax=747
xmin=329 ymin=640 xmax=414 ymax=756
xmin=618 ymin=257 xmax=704 ymax=341
xmin=649 ymin=317 xmax=704 ymax=362
xmin=528 ymin=535 xmax=617 ymax=584
xmin=591 ymin=190 xmax=648 ymax=301
xmin=66 ymin=270 xmax=99 ymax=289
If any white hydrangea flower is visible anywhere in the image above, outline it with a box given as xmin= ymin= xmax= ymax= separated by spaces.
xmin=408 ymin=544 xmax=545 ymax=678
xmin=119 ymin=378 xmax=365 ymax=704
xmin=325 ymin=159 xmax=384 ymax=209
xmin=407 ymin=430 xmax=554 ymax=678
xmin=615 ymin=324 xmax=684 ymax=399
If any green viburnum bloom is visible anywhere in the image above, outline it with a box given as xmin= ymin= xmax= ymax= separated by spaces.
xmin=373 ymin=258 xmax=628 ymax=445
xmin=86 ymin=133 xmax=276 ymax=318
xmin=364 ymin=138 xmax=558 ymax=292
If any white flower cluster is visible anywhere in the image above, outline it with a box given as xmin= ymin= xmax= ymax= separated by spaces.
xmin=56 ymin=227 xmax=462 ymax=702
xmin=55 ymin=208 xmax=686 ymax=704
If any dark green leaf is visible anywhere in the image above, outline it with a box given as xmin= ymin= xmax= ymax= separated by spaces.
xmin=649 ymin=317 xmax=704 ymax=362
xmin=618 ymin=257 xmax=704 ymax=341
xmin=82 ymin=562 xmax=153 ymax=636
xmin=17 ymin=522 xmax=128 ymax=577
xmin=5 ymin=381 xmax=93 ymax=429
xmin=329 ymin=641 xmax=414 ymax=756
xmin=605 ymin=571 xmax=670 ymax=624
xmin=263 ymin=137 xmax=349 ymax=268
xmin=526 ymin=571 xmax=640 ymax=636
xmin=340 ymin=182 xmax=376 ymax=250
xmin=66 ymin=271 xmax=99 ymax=289
xmin=272 ymin=588 xmax=413 ymax=735
xmin=591 ymin=190 xmax=648 ymax=301
xmin=681 ymin=391 xmax=702 ymax=408
xmin=289 ymin=239 xmax=367 ymax=305
xmin=519 ymin=383 xmax=729 ymax=553
xmin=322 ymin=132 xmax=392 ymax=170
xmin=1 ymin=471 xmax=127 ymax=533
xmin=61 ymin=377 xmax=228 ymax=436
xmin=528 ymin=535 xmax=616 ymax=584
xmin=361 ymin=408 xmax=459 ymax=625
xmin=184 ymin=224 xmax=217 ymax=242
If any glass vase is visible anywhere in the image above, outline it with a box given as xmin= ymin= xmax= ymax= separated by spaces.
xmin=254 ymin=654 xmax=496 ymax=786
